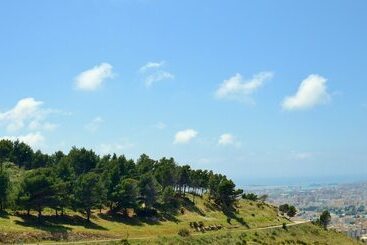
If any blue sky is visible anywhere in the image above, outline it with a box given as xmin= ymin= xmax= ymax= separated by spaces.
xmin=0 ymin=0 xmax=367 ymax=185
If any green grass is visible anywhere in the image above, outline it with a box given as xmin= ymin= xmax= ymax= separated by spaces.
xmin=35 ymin=223 xmax=360 ymax=245
xmin=0 ymin=195 xmax=289 ymax=243
xmin=0 ymin=194 xmax=358 ymax=244
xmin=127 ymin=223 xmax=361 ymax=245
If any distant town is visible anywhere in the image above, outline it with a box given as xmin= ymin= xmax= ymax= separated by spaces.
xmin=248 ymin=181 xmax=367 ymax=242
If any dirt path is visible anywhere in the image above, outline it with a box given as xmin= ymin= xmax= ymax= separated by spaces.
xmin=27 ymin=220 xmax=310 ymax=245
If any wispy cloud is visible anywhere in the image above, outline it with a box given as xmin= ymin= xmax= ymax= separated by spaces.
xmin=144 ymin=71 xmax=174 ymax=87
xmin=99 ymin=138 xmax=134 ymax=155
xmin=0 ymin=132 xmax=45 ymax=149
xmin=139 ymin=61 xmax=165 ymax=73
xmin=29 ymin=121 xmax=58 ymax=131
xmin=174 ymin=129 xmax=198 ymax=144
xmin=74 ymin=63 xmax=114 ymax=91
xmin=0 ymin=97 xmax=57 ymax=132
xmin=85 ymin=117 xmax=104 ymax=133
xmin=282 ymin=74 xmax=330 ymax=110
xmin=139 ymin=61 xmax=174 ymax=87
xmin=154 ymin=122 xmax=167 ymax=130
xmin=218 ymin=133 xmax=234 ymax=145
xmin=218 ymin=133 xmax=241 ymax=147
xmin=215 ymin=72 xmax=273 ymax=104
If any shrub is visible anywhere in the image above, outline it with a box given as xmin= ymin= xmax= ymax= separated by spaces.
xmin=242 ymin=193 xmax=258 ymax=201
xmin=282 ymin=223 xmax=288 ymax=230
xmin=120 ymin=239 xmax=130 ymax=245
xmin=178 ymin=228 xmax=190 ymax=237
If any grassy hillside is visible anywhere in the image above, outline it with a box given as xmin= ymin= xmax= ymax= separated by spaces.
xmin=0 ymin=163 xmax=358 ymax=244
xmin=0 ymin=196 xmax=360 ymax=244
xmin=129 ymin=223 xmax=360 ymax=245
xmin=0 ymin=195 xmax=288 ymax=243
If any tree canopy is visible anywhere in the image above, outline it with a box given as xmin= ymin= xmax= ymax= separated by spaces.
xmin=0 ymin=139 xmax=245 ymax=221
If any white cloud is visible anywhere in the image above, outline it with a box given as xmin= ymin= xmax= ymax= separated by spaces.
xmin=174 ymin=129 xmax=198 ymax=144
xmin=74 ymin=63 xmax=114 ymax=91
xmin=218 ymin=133 xmax=235 ymax=145
xmin=29 ymin=121 xmax=58 ymax=131
xmin=139 ymin=61 xmax=165 ymax=73
xmin=139 ymin=61 xmax=174 ymax=87
xmin=0 ymin=97 xmax=56 ymax=132
xmin=144 ymin=71 xmax=174 ymax=87
xmin=99 ymin=139 xmax=134 ymax=155
xmin=215 ymin=72 xmax=273 ymax=103
xmin=85 ymin=117 xmax=104 ymax=133
xmin=218 ymin=133 xmax=241 ymax=147
xmin=282 ymin=74 xmax=331 ymax=110
xmin=0 ymin=132 xmax=45 ymax=149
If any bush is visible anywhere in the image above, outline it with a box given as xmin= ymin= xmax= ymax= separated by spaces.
xmin=282 ymin=223 xmax=288 ymax=230
xmin=178 ymin=228 xmax=190 ymax=237
xmin=120 ymin=239 xmax=130 ymax=245
xmin=242 ymin=193 xmax=258 ymax=201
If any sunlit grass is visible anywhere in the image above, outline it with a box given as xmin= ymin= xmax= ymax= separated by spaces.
xmin=0 ymin=195 xmax=289 ymax=243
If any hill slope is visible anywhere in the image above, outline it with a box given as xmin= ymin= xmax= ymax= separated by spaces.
xmin=132 ymin=223 xmax=360 ymax=245
xmin=0 ymin=195 xmax=286 ymax=243
xmin=0 ymin=195 xmax=360 ymax=244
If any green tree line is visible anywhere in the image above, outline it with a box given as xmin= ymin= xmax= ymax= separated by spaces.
xmin=0 ymin=139 xmax=243 ymax=221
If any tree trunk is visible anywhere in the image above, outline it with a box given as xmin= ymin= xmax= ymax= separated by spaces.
xmin=38 ymin=208 xmax=42 ymax=223
xmin=61 ymin=207 xmax=64 ymax=216
xmin=55 ymin=209 xmax=58 ymax=216
xmin=86 ymin=208 xmax=91 ymax=222
xmin=27 ymin=209 xmax=30 ymax=216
